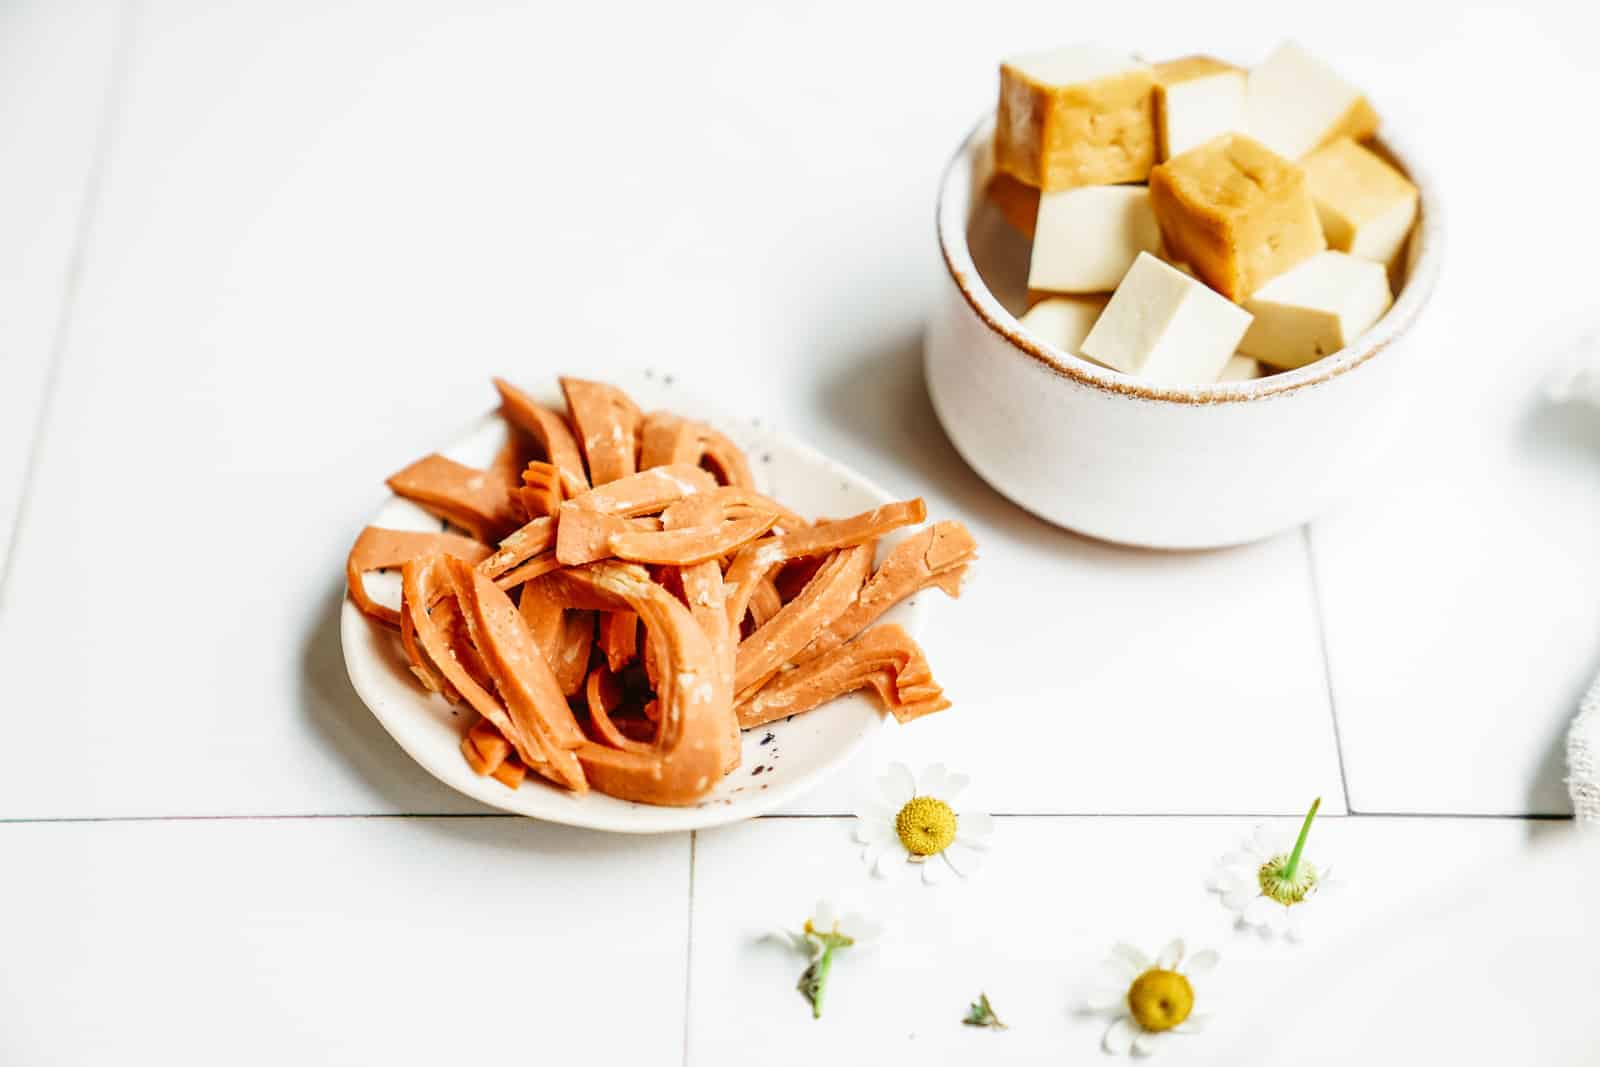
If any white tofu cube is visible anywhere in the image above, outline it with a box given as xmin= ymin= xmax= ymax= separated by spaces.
xmin=1301 ymin=137 xmax=1418 ymax=273
xmin=1081 ymin=253 xmax=1254 ymax=384
xmin=1018 ymin=295 xmax=1109 ymax=362
xmin=1247 ymin=42 xmax=1378 ymax=159
xmin=1027 ymin=185 xmax=1163 ymax=293
xmin=1217 ymin=354 xmax=1263 ymax=381
xmin=1154 ymin=56 xmax=1247 ymax=160
xmin=1239 ymin=250 xmax=1392 ymax=369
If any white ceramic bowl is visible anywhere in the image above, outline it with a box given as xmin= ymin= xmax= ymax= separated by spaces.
xmin=925 ymin=115 xmax=1443 ymax=549
xmin=341 ymin=372 xmax=931 ymax=833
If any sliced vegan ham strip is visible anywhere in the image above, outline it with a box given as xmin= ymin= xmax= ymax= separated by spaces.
xmin=445 ymin=556 xmax=588 ymax=791
xmin=493 ymin=378 xmax=589 ymax=495
xmin=346 ymin=527 xmax=492 ymax=627
xmin=546 ymin=562 xmax=734 ymax=806
xmin=734 ymin=543 xmax=874 ymax=699
xmin=565 ymin=464 xmax=718 ymax=516
xmin=386 ymin=454 xmax=521 ymax=543
xmin=518 ymin=460 xmax=568 ymax=520
xmin=561 ymin=376 xmax=642 ymax=486
xmin=556 ymin=510 xmax=663 ymax=566
xmin=400 ymin=555 xmax=548 ymax=770
xmin=636 ymin=411 xmax=755 ymax=489
xmin=722 ymin=499 xmax=925 ymax=630
xmin=515 ymin=573 xmax=594 ymax=696
xmin=608 ymin=513 xmax=778 ymax=566
xmin=795 ymin=520 xmax=977 ymax=665
xmin=478 ymin=516 xmax=556 ymax=580
xmin=737 ymin=624 xmax=951 ymax=728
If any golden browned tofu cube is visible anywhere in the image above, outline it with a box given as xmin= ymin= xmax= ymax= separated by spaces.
xmin=985 ymin=171 xmax=1040 ymax=238
xmin=996 ymin=45 xmax=1157 ymax=191
xmin=1148 ymin=133 xmax=1326 ymax=301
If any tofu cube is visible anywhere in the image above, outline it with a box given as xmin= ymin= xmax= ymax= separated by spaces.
xmin=1247 ymin=42 xmax=1379 ymax=160
xmin=1153 ymin=56 xmax=1247 ymax=160
xmin=1217 ymin=354 xmax=1263 ymax=381
xmin=985 ymin=171 xmax=1041 ymax=238
xmin=1239 ymin=250 xmax=1392 ymax=369
xmin=1018 ymin=295 xmax=1109 ymax=361
xmin=1081 ymin=252 xmax=1254 ymax=384
xmin=1149 ymin=133 xmax=1326 ymax=301
xmin=996 ymin=45 xmax=1157 ymax=191
xmin=1028 ymin=185 xmax=1163 ymax=293
xmin=1301 ymin=137 xmax=1418 ymax=272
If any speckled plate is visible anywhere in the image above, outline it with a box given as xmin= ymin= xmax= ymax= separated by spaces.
xmin=340 ymin=371 xmax=930 ymax=833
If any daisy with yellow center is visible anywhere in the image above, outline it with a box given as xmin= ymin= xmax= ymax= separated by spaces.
xmin=1081 ymin=939 xmax=1218 ymax=1057
xmin=1208 ymin=798 xmax=1339 ymax=941
xmin=853 ymin=762 xmax=993 ymax=884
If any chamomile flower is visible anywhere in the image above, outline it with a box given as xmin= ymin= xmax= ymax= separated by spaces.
xmin=766 ymin=900 xmax=881 ymax=1019
xmin=853 ymin=762 xmax=994 ymax=884
xmin=1081 ymin=940 xmax=1218 ymax=1057
xmin=1207 ymin=797 xmax=1338 ymax=941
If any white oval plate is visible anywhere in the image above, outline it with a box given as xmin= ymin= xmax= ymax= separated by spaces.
xmin=340 ymin=372 xmax=929 ymax=833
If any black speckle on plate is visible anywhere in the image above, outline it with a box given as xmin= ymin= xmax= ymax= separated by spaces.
xmin=663 ymin=374 xmax=675 ymax=386
xmin=751 ymin=765 xmax=767 ymax=776
xmin=644 ymin=368 xmax=655 ymax=378
xmin=760 ymin=732 xmax=776 ymax=746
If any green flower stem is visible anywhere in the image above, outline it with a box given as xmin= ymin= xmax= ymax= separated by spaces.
xmin=1281 ymin=797 xmax=1321 ymax=883
xmin=811 ymin=946 xmax=836 ymax=1019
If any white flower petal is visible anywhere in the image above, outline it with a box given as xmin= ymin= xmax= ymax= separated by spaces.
xmin=1081 ymin=983 xmax=1129 ymax=1013
xmin=1132 ymin=1030 xmax=1165 ymax=1056
xmin=942 ymin=842 xmax=986 ymax=877
xmin=1155 ymin=938 xmax=1184 ymax=970
xmin=812 ymin=900 xmax=836 ymax=932
xmin=872 ymin=846 xmax=906 ymax=880
xmin=1096 ymin=958 xmax=1139 ymax=988
xmin=916 ymin=762 xmax=951 ymax=797
xmin=1183 ymin=949 xmax=1219 ymax=976
xmin=1110 ymin=942 xmax=1150 ymax=974
xmin=956 ymin=810 xmax=995 ymax=842
xmin=1103 ymin=1016 xmax=1137 ymax=1055
xmin=852 ymin=815 xmax=883 ymax=845
xmin=920 ymin=857 xmax=950 ymax=885
xmin=880 ymin=763 xmax=916 ymax=807
xmin=1221 ymin=889 xmax=1256 ymax=916
xmin=940 ymin=771 xmax=971 ymax=799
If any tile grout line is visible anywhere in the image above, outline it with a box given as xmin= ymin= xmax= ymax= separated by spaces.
xmin=681 ymin=829 xmax=697 ymax=1067
xmin=0 ymin=810 xmax=1571 ymax=826
xmin=1300 ymin=523 xmax=1355 ymax=814
xmin=0 ymin=0 xmax=139 ymax=611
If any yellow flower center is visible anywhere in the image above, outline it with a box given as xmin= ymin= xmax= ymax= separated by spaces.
xmin=894 ymin=796 xmax=957 ymax=856
xmin=1258 ymin=853 xmax=1319 ymax=905
xmin=1127 ymin=969 xmax=1194 ymax=1032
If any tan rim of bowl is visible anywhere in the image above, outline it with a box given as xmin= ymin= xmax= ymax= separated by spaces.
xmin=937 ymin=114 xmax=1445 ymax=405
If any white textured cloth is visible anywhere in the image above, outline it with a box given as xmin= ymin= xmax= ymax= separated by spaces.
xmin=1550 ymin=348 xmax=1600 ymax=823
xmin=1570 ymin=675 xmax=1600 ymax=824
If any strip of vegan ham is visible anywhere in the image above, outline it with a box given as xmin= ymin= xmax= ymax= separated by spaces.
xmin=608 ymin=514 xmax=778 ymax=566
xmin=636 ymin=411 xmax=756 ymax=489
xmin=722 ymin=499 xmax=926 ymax=631
xmin=386 ymin=454 xmax=521 ymax=544
xmin=400 ymin=556 xmax=550 ymax=772
xmin=516 ymin=573 xmax=594 ymax=696
xmin=444 ymin=556 xmax=588 ymax=791
xmin=517 ymin=460 xmax=566 ymax=519
xmin=662 ymin=492 xmax=740 ymax=773
xmin=493 ymin=378 xmax=589 ymax=496
xmin=734 ymin=544 xmax=874 ymax=700
xmin=737 ymin=624 xmax=951 ymax=728
xmin=545 ymin=562 xmax=734 ymax=805
xmin=565 ymin=464 xmax=718 ymax=517
xmin=346 ymin=527 xmax=492 ymax=627
xmin=561 ymin=377 xmax=642 ymax=486
xmin=794 ymin=520 xmax=977 ymax=666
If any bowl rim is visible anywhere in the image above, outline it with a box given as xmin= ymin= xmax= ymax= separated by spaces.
xmin=936 ymin=111 xmax=1445 ymax=405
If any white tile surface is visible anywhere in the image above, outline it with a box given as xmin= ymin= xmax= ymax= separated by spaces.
xmin=0 ymin=817 xmax=690 ymax=1067
xmin=0 ymin=0 xmax=125 ymax=574
xmin=0 ymin=0 xmax=1339 ymax=818
xmin=1307 ymin=9 xmax=1600 ymax=815
xmin=687 ymin=815 xmax=1532 ymax=1066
